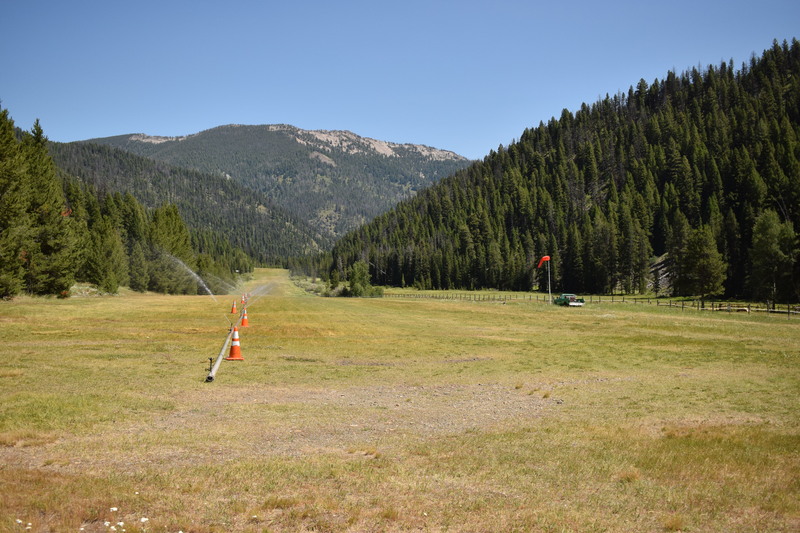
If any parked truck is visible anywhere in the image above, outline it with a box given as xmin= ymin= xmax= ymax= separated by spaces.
xmin=553 ymin=293 xmax=585 ymax=307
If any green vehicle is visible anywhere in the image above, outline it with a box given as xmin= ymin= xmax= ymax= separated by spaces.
xmin=553 ymin=293 xmax=585 ymax=307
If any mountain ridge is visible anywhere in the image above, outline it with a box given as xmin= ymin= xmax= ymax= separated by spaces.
xmin=84 ymin=124 xmax=472 ymax=238
xmin=113 ymin=124 xmax=466 ymax=161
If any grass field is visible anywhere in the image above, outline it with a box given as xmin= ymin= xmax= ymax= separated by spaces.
xmin=1 ymin=268 xmax=798 ymax=532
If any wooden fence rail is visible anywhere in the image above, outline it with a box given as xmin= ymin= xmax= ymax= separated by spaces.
xmin=381 ymin=292 xmax=798 ymax=319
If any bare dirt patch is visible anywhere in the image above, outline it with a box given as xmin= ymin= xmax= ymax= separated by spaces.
xmin=1 ymin=383 xmax=558 ymax=474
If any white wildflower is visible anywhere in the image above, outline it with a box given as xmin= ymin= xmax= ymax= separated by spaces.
xmin=110 ymin=507 xmax=118 ymax=512
xmin=140 ymin=517 xmax=149 ymax=523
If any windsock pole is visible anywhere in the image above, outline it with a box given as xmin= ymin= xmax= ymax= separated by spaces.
xmin=536 ymin=255 xmax=552 ymax=305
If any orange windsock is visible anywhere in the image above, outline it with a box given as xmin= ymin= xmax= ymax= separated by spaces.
xmin=241 ymin=308 xmax=249 ymax=327
xmin=231 ymin=300 xmax=237 ymax=314
xmin=225 ymin=327 xmax=243 ymax=361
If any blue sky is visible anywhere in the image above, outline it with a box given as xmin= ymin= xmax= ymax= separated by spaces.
xmin=2 ymin=0 xmax=798 ymax=160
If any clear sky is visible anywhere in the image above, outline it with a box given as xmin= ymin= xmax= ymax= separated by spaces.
xmin=2 ymin=0 xmax=798 ymax=160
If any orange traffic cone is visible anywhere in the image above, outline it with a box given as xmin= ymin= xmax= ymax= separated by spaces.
xmin=225 ymin=327 xmax=243 ymax=361
xmin=241 ymin=308 xmax=249 ymax=327
xmin=231 ymin=300 xmax=237 ymax=314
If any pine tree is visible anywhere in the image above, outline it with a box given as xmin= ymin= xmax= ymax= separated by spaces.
xmin=0 ymin=107 xmax=29 ymax=298
xmin=347 ymin=260 xmax=371 ymax=297
xmin=147 ymin=204 xmax=197 ymax=294
xmin=721 ymin=208 xmax=744 ymax=297
xmin=120 ymin=192 xmax=149 ymax=253
xmin=149 ymin=204 xmax=194 ymax=265
xmin=667 ymin=212 xmax=692 ymax=296
xmin=128 ymin=241 xmax=149 ymax=292
xmin=685 ymin=225 xmax=727 ymax=306
xmin=748 ymin=209 xmax=796 ymax=307
xmin=21 ymin=120 xmax=78 ymax=295
xmin=562 ymin=223 xmax=584 ymax=292
xmin=84 ymin=216 xmax=128 ymax=293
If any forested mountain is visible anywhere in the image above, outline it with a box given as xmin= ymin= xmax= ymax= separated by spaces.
xmin=0 ymin=107 xmax=250 ymax=298
xmin=325 ymin=40 xmax=800 ymax=304
xmin=49 ymin=141 xmax=327 ymax=263
xmin=84 ymin=125 xmax=471 ymax=239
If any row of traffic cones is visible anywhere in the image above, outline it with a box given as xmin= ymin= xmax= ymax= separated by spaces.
xmin=231 ymin=293 xmax=252 ymax=314
xmin=225 ymin=300 xmax=250 ymax=361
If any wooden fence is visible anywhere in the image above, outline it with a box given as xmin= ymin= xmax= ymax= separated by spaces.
xmin=382 ymin=291 xmax=799 ymax=319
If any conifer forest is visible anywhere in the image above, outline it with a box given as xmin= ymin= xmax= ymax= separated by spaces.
xmin=323 ymin=40 xmax=799 ymax=305
xmin=0 ymin=111 xmax=252 ymax=299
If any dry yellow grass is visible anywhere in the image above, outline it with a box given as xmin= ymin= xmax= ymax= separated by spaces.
xmin=0 ymin=268 xmax=798 ymax=532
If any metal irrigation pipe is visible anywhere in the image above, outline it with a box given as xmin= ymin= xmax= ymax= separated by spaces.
xmin=205 ymin=312 xmax=243 ymax=383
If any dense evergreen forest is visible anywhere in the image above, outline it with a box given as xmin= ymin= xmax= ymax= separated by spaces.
xmin=318 ymin=40 xmax=799 ymax=305
xmin=0 ymin=107 xmax=251 ymax=298
xmin=49 ymin=141 xmax=328 ymax=263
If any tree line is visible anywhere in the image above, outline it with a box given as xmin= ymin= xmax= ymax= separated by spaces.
xmin=298 ymin=40 xmax=799 ymax=306
xmin=0 ymin=106 xmax=251 ymax=298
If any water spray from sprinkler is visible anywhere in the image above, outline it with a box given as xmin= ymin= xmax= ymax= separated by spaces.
xmin=161 ymin=250 xmax=219 ymax=303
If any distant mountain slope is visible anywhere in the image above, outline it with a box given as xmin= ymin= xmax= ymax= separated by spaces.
xmin=49 ymin=141 xmax=328 ymax=263
xmin=84 ymin=125 xmax=472 ymax=238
